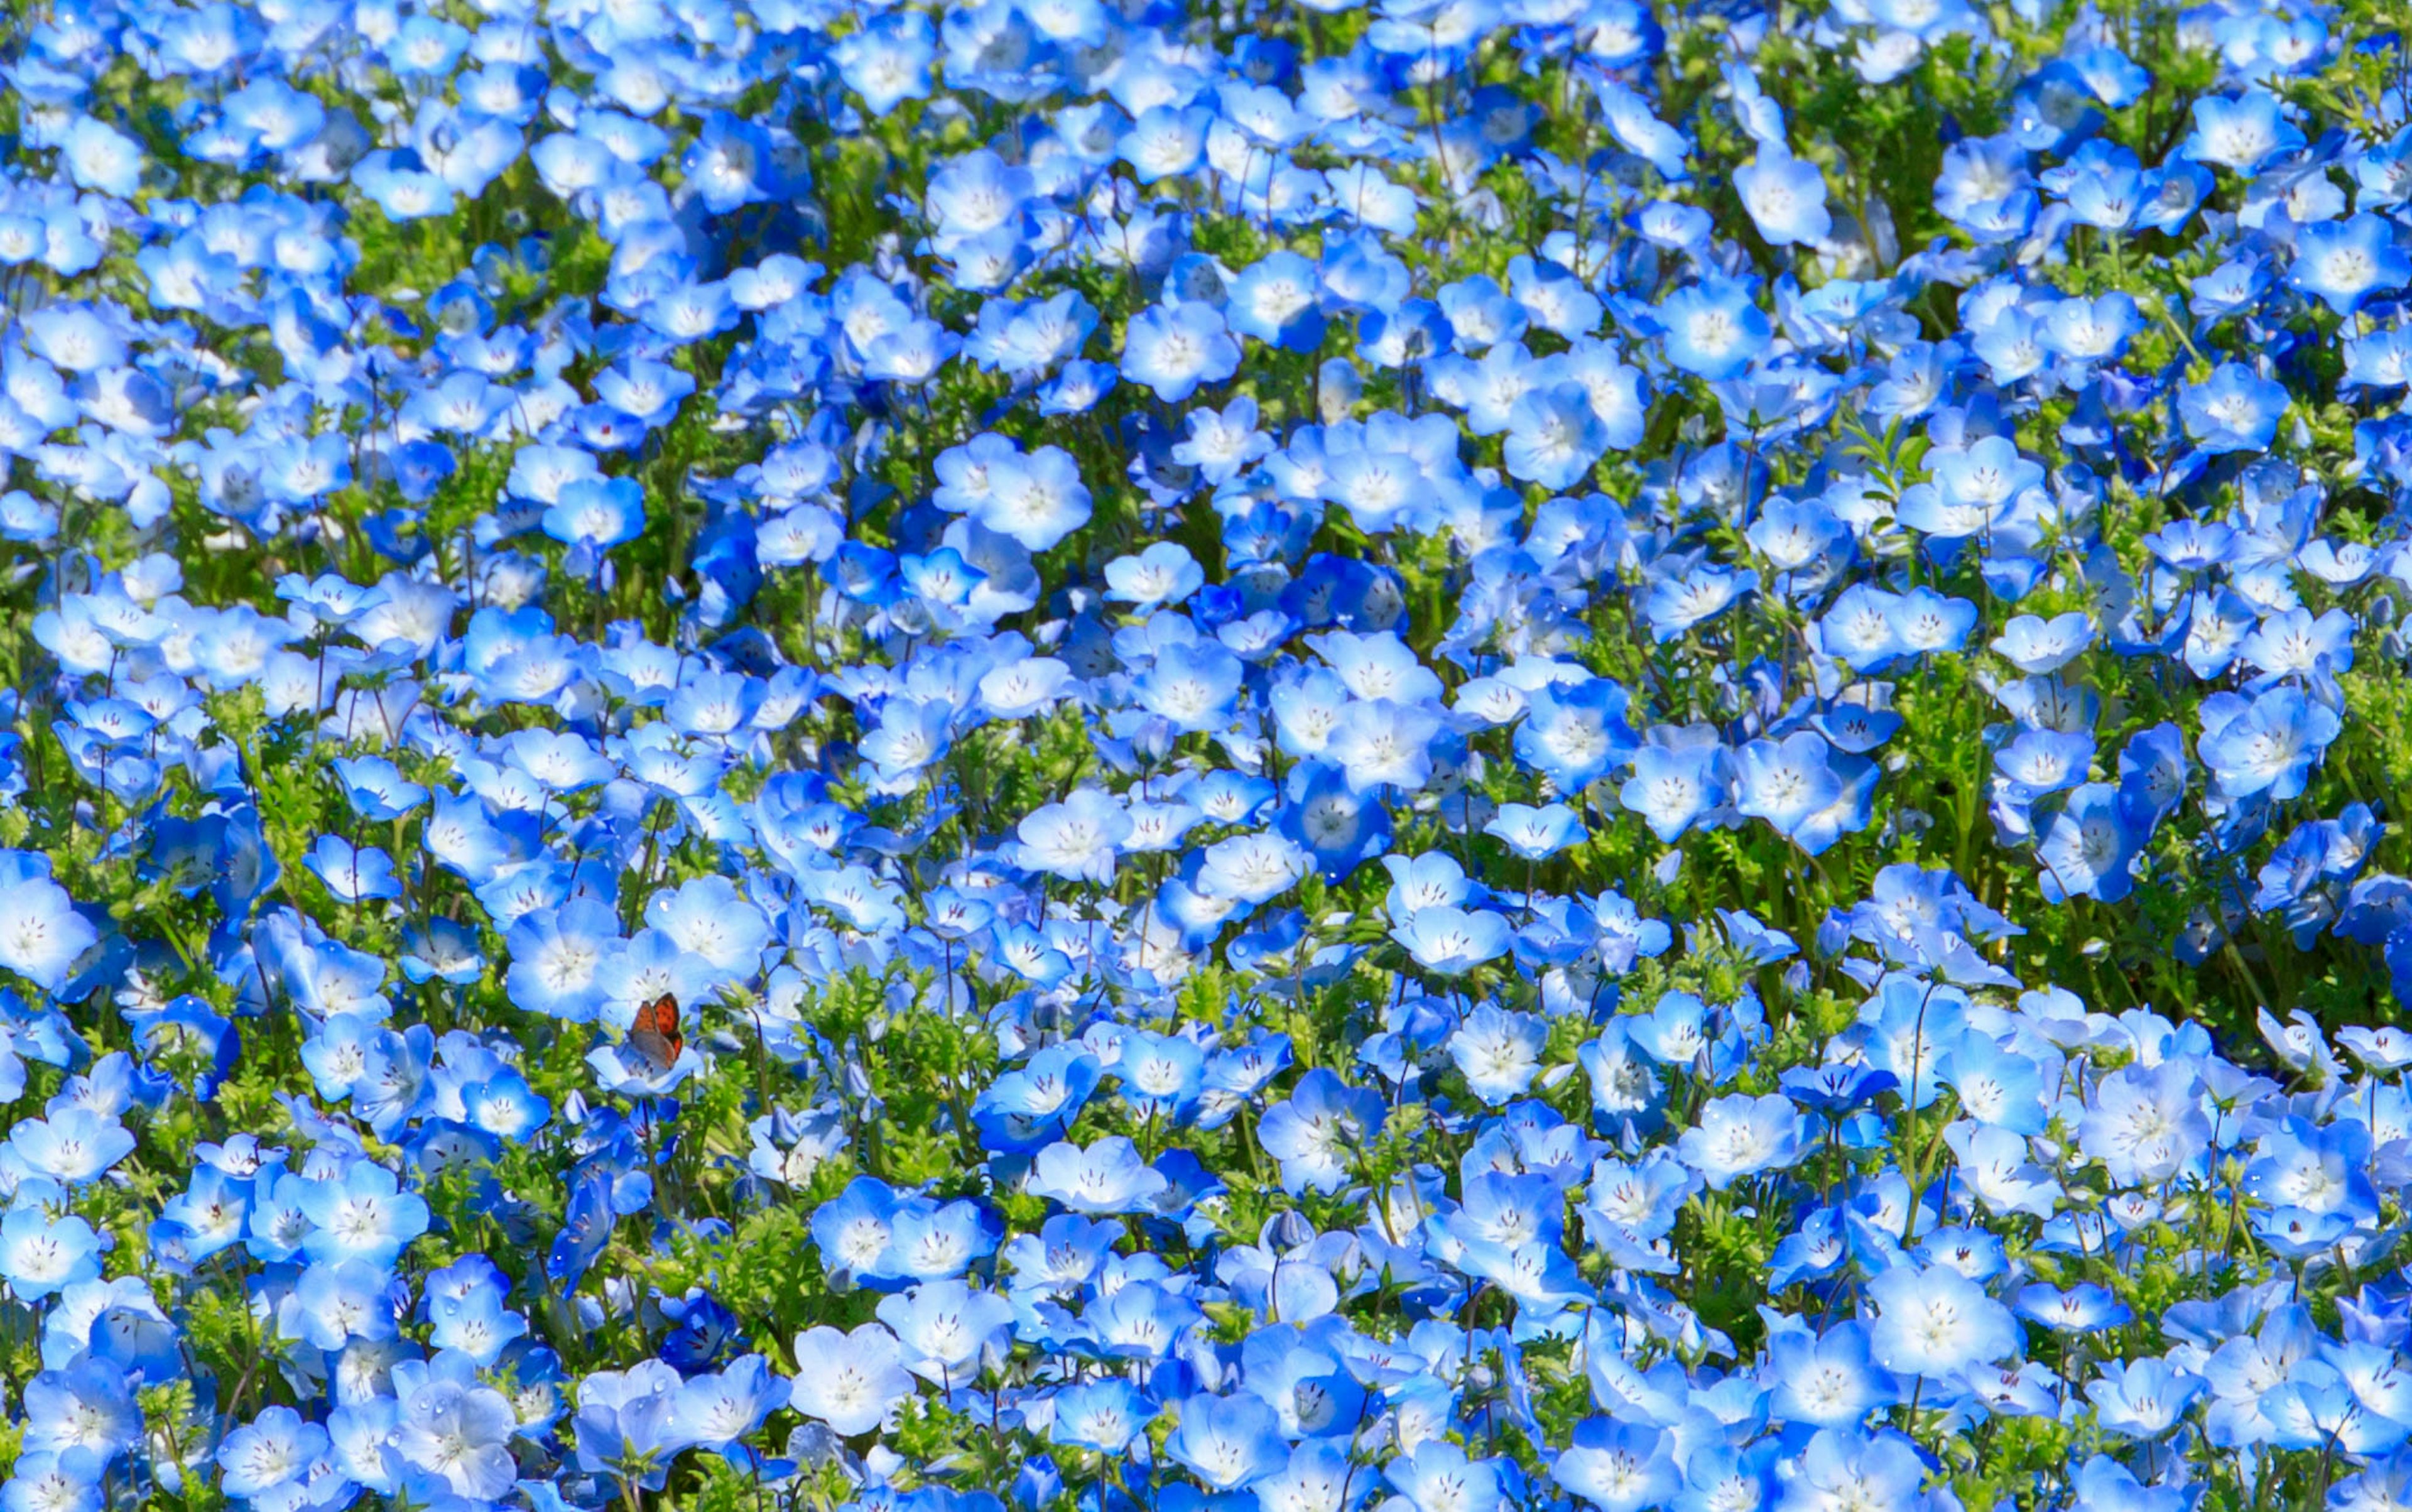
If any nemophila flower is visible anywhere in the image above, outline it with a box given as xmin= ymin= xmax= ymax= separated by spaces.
xmin=4 ymin=1451 xmax=103 ymax=1512
xmin=670 ymin=1354 xmax=785 ymax=1452
xmin=217 ymin=1406 xmax=326 ymax=1501
xmin=60 ymin=117 xmax=144 ymax=197
xmin=2179 ymin=362 xmax=2290 ymax=454
xmin=1991 ymin=611 xmax=2094 ymax=675
xmin=1552 ymin=1415 xmax=1680 ymax=1511
xmin=1504 ymin=383 xmax=1608 ymax=489
xmin=1227 ymin=251 xmax=1327 ymax=351
xmin=1000 ymin=1214 xmax=1121 ymax=1298
xmin=1656 ymin=280 xmax=1771 ymax=381
xmin=1121 ymin=105 xmax=1212 ymax=185
xmin=2035 ymin=784 xmax=2140 ymax=902
xmin=1086 ymin=1276 xmax=1205 ymax=1359
xmin=2038 ymin=292 xmax=2143 ymax=371
xmin=967 ymin=445 xmax=1091 ymax=552
xmin=1258 ymin=1069 xmax=1383 ymax=1195
xmin=1114 ymin=1030 xmax=1205 ymax=1120
xmin=1734 ymin=731 xmax=1843 ymax=844
xmin=2181 ymin=90 xmax=2306 ymax=172
xmin=1027 ymin=1137 xmax=1169 ymax=1214
xmin=2340 ymin=1024 xmax=2412 ymax=1072
xmin=1051 ymin=1379 xmax=1154 ymax=1453
xmin=0 ymin=1208 xmax=104 ymax=1299
xmin=24 ymin=308 xmax=126 ymax=377
xmin=1384 ymin=852 xmax=1474 ymax=923
xmin=330 ymin=757 xmax=426 ymax=823
xmin=354 ymin=149 xmax=457 ymax=219
xmin=1449 ymin=1005 xmax=1547 ymax=1104
xmin=1676 ymin=1094 xmax=1805 ymax=1188
xmin=0 ymin=852 xmax=97 ymax=993
xmin=1016 ymin=787 xmax=1131 ymax=884
xmin=1645 ymin=564 xmax=1756 ymax=641
xmin=1137 ymin=643 xmax=1246 ymax=733
xmin=2200 ymin=685 xmax=2343 ymax=802
xmin=1734 ymin=148 xmax=1832 ymax=246
xmin=1518 ymin=678 xmax=1636 ymax=790
xmin=1393 ymin=905 xmax=1510 ymax=974
xmin=504 ymin=899 xmax=619 ymax=1021
xmin=1386 ymin=1440 xmax=1503 ymax=1512
xmin=833 ymin=12 xmax=936 ymax=114
xmin=1121 ymin=302 xmax=1240 ymax=402
xmin=1620 ymin=740 xmax=1727 ymax=842
xmin=295 ymin=1161 xmax=430 ymax=1270
xmin=303 ymin=836 xmax=403 ymax=903
xmin=2015 ymin=1281 xmax=2132 ymax=1334
xmin=876 ymin=1280 xmax=1013 ymax=1386
xmin=2242 ymin=606 xmax=2356 ymax=683
xmin=1166 ymin=1393 xmax=1287 ymax=1491
xmin=1779 ymin=1430 xmax=1932 ymax=1511
xmin=1198 ymin=831 xmax=1310 ymax=906
xmin=1866 ymin=1261 xmax=2019 ymax=1379
xmin=1326 ymin=699 xmax=1444 ymax=793
xmin=1486 ymin=802 xmax=1584 ymax=859
xmin=1761 ymin=1320 xmax=1896 ymax=1428
xmin=2291 ymin=214 xmax=2410 ymax=315
xmin=2082 ymin=1060 xmax=2213 ymax=1186
xmin=570 ymin=1360 xmax=685 ymax=1488
xmin=1106 ymin=541 xmax=1204 ymax=610
xmin=543 ymin=476 xmax=646 ymax=553
xmin=790 ymin=1323 xmax=915 ymax=1435
xmin=2087 ymin=1356 xmax=2205 ymax=1440
xmin=21 ymin=0 xmax=2412 ymax=1499
xmin=12 ymin=1106 xmax=134 ymax=1184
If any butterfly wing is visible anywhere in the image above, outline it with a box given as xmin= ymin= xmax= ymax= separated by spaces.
xmin=628 ymin=993 xmax=683 ymax=1074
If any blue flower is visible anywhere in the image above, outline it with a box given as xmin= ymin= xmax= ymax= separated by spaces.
xmin=302 ymin=836 xmax=403 ymax=904
xmin=834 ymin=13 xmax=936 ymax=114
xmin=2200 ymin=685 xmax=2342 ymax=802
xmin=876 ymin=1280 xmax=1014 ymax=1386
xmin=0 ymin=852 xmax=97 ymax=993
xmin=2178 ymin=362 xmax=2290 ymax=454
xmin=1051 ymin=1379 xmax=1154 ymax=1452
xmin=1121 ymin=302 xmax=1241 ymax=402
xmin=60 ymin=117 xmax=145 ymax=198
xmin=1656 ymin=280 xmax=1771 ymax=381
xmin=1257 ymin=1069 xmax=1384 ymax=1195
xmin=216 ymin=1406 xmax=327 ymax=1501
xmin=1676 ymin=1093 xmax=1806 ymax=1188
xmin=1027 ymin=1137 xmax=1170 ymax=1214
xmin=0 ymin=1207 xmax=103 ymax=1300
xmin=1165 ymin=1393 xmax=1286 ymax=1491
xmin=1502 ymin=383 xmax=1608 ymax=490
xmin=1866 ymin=1261 xmax=2019 ymax=1379
xmin=789 ymin=1323 xmax=915 ymax=1435
xmin=1448 ymin=1005 xmax=1548 ymax=1104
xmin=2034 ymin=784 xmax=2141 ymax=903
xmin=1386 ymin=1441 xmax=1503 ymax=1512
xmin=1553 ymin=1416 xmax=1680 ymax=1511
xmin=543 ymin=476 xmax=648 ymax=553
xmin=1392 ymin=905 xmax=1511 ymax=975
xmin=1733 ymin=732 xmax=1844 ymax=846
xmin=295 ymin=1161 xmax=430 ymax=1271
xmin=2087 ymin=1356 xmax=2205 ymax=1440
xmin=1734 ymin=148 xmax=1832 ymax=246
xmin=2180 ymin=90 xmax=2305 ymax=172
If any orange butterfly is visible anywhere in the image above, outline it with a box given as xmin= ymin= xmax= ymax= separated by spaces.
xmin=628 ymin=993 xmax=685 ymax=1074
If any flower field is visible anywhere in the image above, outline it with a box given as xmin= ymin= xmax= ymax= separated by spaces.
xmin=6 ymin=0 xmax=2412 ymax=1508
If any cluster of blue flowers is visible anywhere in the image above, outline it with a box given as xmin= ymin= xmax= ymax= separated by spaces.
xmin=12 ymin=0 xmax=2412 ymax=1508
